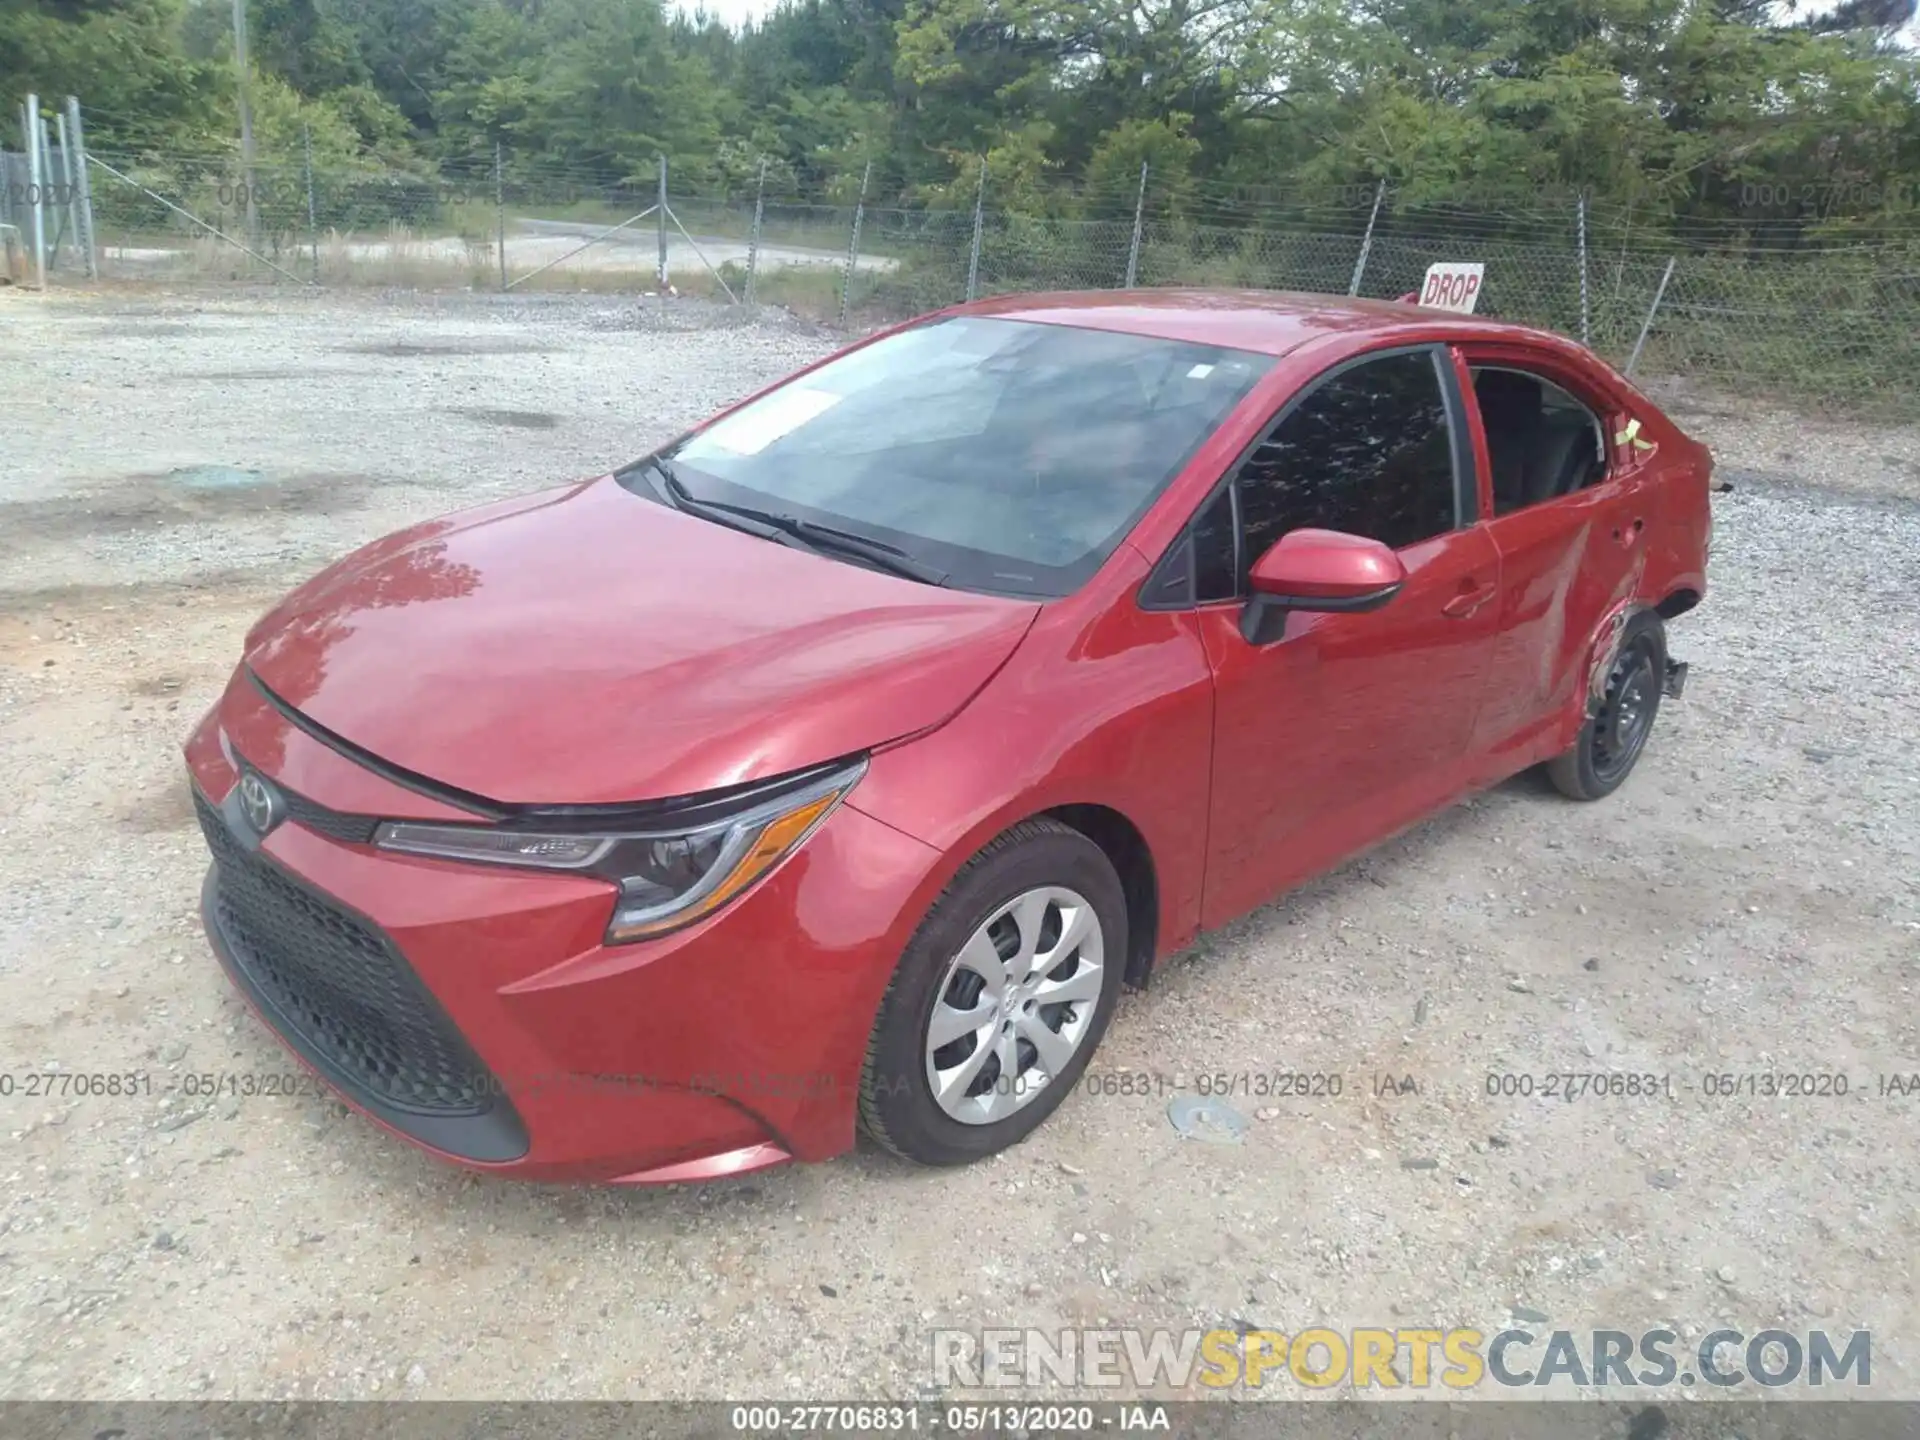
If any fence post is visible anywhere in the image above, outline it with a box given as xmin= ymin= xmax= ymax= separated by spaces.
xmin=1576 ymin=190 xmax=1590 ymax=346
xmin=1348 ymin=179 xmax=1385 ymax=296
xmin=494 ymin=142 xmax=507 ymax=291
xmin=54 ymin=110 xmax=83 ymax=274
xmin=0 ymin=141 xmax=13 ymax=274
xmin=744 ymin=157 xmax=766 ymax=305
xmin=0 ymin=132 xmax=13 ymax=243
xmin=965 ymin=157 xmax=987 ymax=301
xmin=65 ymin=97 xmax=96 ymax=279
xmin=1124 ymin=160 xmax=1148 ymax=288
xmin=839 ymin=159 xmax=871 ymax=328
xmin=40 ymin=115 xmax=68 ymax=269
xmin=24 ymin=95 xmax=46 ymax=289
xmin=16 ymin=104 xmax=32 ymax=281
xmin=1613 ymin=189 xmax=1633 ymax=302
xmin=1626 ymin=257 xmax=1676 ymax=377
xmin=302 ymin=122 xmax=320 ymax=283
xmin=230 ymin=0 xmax=259 ymax=247
xmin=34 ymin=116 xmax=59 ymax=268
xmin=657 ymin=153 xmax=669 ymax=299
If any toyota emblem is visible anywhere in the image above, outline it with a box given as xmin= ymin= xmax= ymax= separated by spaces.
xmin=236 ymin=771 xmax=284 ymax=837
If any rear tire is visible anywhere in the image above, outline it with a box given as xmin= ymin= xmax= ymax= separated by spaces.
xmin=858 ymin=819 xmax=1126 ymax=1166
xmin=1548 ymin=609 xmax=1667 ymax=801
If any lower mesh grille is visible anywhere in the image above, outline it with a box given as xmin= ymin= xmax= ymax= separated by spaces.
xmin=194 ymin=789 xmax=499 ymax=1117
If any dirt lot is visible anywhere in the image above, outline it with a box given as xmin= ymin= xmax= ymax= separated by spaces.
xmin=1 ymin=286 xmax=1917 ymax=1404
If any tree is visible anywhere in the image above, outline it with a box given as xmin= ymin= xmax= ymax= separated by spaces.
xmin=2 ymin=0 xmax=229 ymax=151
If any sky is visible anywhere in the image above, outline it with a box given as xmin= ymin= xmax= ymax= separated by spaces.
xmin=672 ymin=0 xmax=776 ymax=28
xmin=671 ymin=0 xmax=1920 ymax=44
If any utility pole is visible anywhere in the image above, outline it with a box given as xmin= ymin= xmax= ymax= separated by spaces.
xmin=230 ymin=0 xmax=259 ymax=245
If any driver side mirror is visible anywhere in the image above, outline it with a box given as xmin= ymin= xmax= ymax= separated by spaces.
xmin=1240 ymin=528 xmax=1407 ymax=645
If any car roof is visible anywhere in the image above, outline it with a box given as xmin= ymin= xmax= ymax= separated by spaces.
xmin=951 ymin=287 xmax=1552 ymax=358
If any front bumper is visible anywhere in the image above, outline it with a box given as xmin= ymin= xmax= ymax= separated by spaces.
xmin=185 ymin=674 xmax=941 ymax=1183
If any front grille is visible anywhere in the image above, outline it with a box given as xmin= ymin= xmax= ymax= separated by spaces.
xmin=194 ymin=790 xmax=500 ymax=1118
xmin=279 ymin=787 xmax=380 ymax=846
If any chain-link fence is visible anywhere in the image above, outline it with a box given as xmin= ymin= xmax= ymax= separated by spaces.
xmin=11 ymin=121 xmax=1920 ymax=423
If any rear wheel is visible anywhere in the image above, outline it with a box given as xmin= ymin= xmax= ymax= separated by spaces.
xmin=1548 ymin=609 xmax=1666 ymax=801
xmin=859 ymin=819 xmax=1126 ymax=1166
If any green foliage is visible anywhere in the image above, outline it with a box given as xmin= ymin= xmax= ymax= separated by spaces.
xmin=1082 ymin=115 xmax=1198 ymax=214
xmin=7 ymin=0 xmax=1920 ymax=246
xmin=2 ymin=0 xmax=228 ymax=146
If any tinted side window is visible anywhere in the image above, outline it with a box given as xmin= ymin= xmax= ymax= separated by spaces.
xmin=1137 ymin=486 xmax=1237 ymax=608
xmin=1235 ymin=350 xmax=1457 ymax=584
xmin=1191 ymin=488 xmax=1237 ymax=602
xmin=1472 ymin=366 xmax=1608 ymax=516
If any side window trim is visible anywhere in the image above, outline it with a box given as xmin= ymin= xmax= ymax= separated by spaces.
xmin=1460 ymin=350 xmax=1620 ymax=416
xmin=1226 ymin=479 xmax=1244 ymax=597
xmin=1433 ymin=345 xmax=1478 ymax=527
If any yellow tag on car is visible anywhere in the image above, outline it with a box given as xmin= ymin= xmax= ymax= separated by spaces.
xmin=1614 ymin=417 xmax=1655 ymax=451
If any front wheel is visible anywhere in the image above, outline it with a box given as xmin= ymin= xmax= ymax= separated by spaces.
xmin=858 ymin=819 xmax=1127 ymax=1166
xmin=1547 ymin=609 xmax=1667 ymax=801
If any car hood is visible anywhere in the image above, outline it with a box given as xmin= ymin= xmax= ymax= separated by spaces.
xmin=243 ymin=476 xmax=1039 ymax=806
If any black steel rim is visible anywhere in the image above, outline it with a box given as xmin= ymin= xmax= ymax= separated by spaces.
xmin=1591 ymin=634 xmax=1659 ymax=782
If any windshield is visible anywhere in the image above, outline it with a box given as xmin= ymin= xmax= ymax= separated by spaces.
xmin=634 ymin=317 xmax=1273 ymax=597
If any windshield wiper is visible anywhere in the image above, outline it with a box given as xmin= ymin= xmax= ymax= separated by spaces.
xmin=640 ymin=458 xmax=948 ymax=587
xmin=640 ymin=456 xmax=793 ymax=544
xmin=779 ymin=516 xmax=950 ymax=586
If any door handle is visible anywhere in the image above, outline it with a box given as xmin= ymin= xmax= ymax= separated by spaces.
xmin=1442 ymin=585 xmax=1494 ymax=619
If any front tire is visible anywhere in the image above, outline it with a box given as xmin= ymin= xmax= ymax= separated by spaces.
xmin=858 ymin=819 xmax=1127 ymax=1166
xmin=1547 ymin=609 xmax=1667 ymax=801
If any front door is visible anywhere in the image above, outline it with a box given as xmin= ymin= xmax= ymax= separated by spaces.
xmin=1194 ymin=346 xmax=1504 ymax=930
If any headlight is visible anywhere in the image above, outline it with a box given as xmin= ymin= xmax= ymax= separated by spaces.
xmin=374 ymin=760 xmax=865 ymax=943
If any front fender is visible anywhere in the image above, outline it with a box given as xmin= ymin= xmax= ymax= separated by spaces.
xmin=845 ymin=579 xmax=1216 ymax=967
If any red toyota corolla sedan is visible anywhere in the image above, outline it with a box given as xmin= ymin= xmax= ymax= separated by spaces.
xmin=185 ymin=289 xmax=1711 ymax=1184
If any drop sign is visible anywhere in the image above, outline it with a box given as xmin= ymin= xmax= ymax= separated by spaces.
xmin=1419 ymin=262 xmax=1484 ymax=313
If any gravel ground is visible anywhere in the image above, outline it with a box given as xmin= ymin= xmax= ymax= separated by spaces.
xmin=1 ymin=286 xmax=1917 ymax=1404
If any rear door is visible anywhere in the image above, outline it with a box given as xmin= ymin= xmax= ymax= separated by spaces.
xmin=1453 ymin=346 xmax=1652 ymax=772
